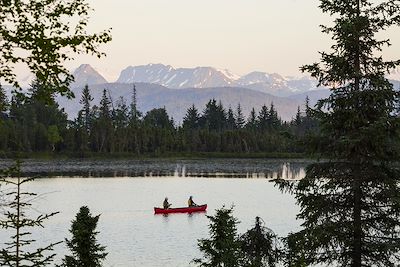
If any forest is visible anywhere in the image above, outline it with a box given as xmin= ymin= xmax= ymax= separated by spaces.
xmin=0 ymin=82 xmax=317 ymax=157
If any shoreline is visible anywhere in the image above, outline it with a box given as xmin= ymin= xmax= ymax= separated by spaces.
xmin=0 ymin=151 xmax=310 ymax=160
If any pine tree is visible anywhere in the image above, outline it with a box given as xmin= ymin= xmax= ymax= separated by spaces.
xmin=129 ymin=83 xmax=141 ymax=124
xmin=183 ymin=104 xmax=200 ymax=130
xmin=279 ymin=1 xmax=400 ymax=266
xmin=90 ymin=89 xmax=114 ymax=152
xmin=235 ymin=104 xmax=246 ymax=129
xmin=202 ymin=99 xmax=226 ymax=131
xmin=240 ymin=217 xmax=280 ymax=267
xmin=114 ymin=96 xmax=129 ymax=129
xmin=268 ymin=102 xmax=280 ymax=129
xmin=62 ymin=206 xmax=107 ymax=267
xmin=294 ymin=106 xmax=302 ymax=127
xmin=143 ymin=108 xmax=174 ymax=129
xmin=258 ymin=105 xmax=269 ymax=131
xmin=246 ymin=108 xmax=258 ymax=130
xmin=79 ymin=85 xmax=93 ymax=131
xmin=194 ymin=206 xmax=241 ymax=267
xmin=226 ymin=107 xmax=236 ymax=130
xmin=0 ymin=161 xmax=60 ymax=266
xmin=0 ymin=83 xmax=9 ymax=116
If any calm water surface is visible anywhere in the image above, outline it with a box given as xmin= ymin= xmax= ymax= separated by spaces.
xmin=0 ymin=159 xmax=308 ymax=266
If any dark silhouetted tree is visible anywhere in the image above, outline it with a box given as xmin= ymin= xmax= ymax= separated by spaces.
xmin=62 ymin=206 xmax=107 ymax=267
xmin=194 ymin=206 xmax=241 ymax=267
xmin=235 ymin=104 xmax=246 ymax=129
xmin=240 ymin=217 xmax=280 ymax=267
xmin=183 ymin=104 xmax=201 ymax=130
xmin=0 ymin=161 xmax=60 ymax=266
xmin=0 ymin=0 xmax=111 ymax=98
xmin=279 ymin=1 xmax=400 ymax=266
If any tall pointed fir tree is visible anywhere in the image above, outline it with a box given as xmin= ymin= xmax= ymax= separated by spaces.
xmin=95 ymin=89 xmax=113 ymax=152
xmin=76 ymin=85 xmax=93 ymax=152
xmin=62 ymin=206 xmax=107 ymax=267
xmin=183 ymin=104 xmax=200 ymax=130
xmin=129 ymin=83 xmax=141 ymax=124
xmin=226 ymin=107 xmax=237 ymax=130
xmin=235 ymin=104 xmax=246 ymax=129
xmin=0 ymin=83 xmax=8 ymax=117
xmin=194 ymin=206 xmax=241 ymax=267
xmin=0 ymin=161 xmax=60 ymax=266
xmin=246 ymin=108 xmax=258 ymax=130
xmin=79 ymin=85 xmax=93 ymax=132
xmin=258 ymin=105 xmax=269 ymax=131
xmin=280 ymin=1 xmax=400 ymax=266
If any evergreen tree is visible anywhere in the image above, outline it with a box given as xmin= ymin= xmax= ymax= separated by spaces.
xmin=235 ymin=104 xmax=246 ymax=129
xmin=99 ymin=89 xmax=112 ymax=120
xmin=0 ymin=83 xmax=8 ymax=116
xmin=79 ymin=85 xmax=93 ymax=131
xmin=143 ymin=108 xmax=174 ymax=129
xmin=226 ymin=107 xmax=236 ymax=130
xmin=194 ymin=206 xmax=241 ymax=267
xmin=240 ymin=217 xmax=280 ymax=267
xmin=246 ymin=108 xmax=258 ymax=130
xmin=280 ymin=1 xmax=400 ymax=266
xmin=294 ymin=106 xmax=302 ymax=127
xmin=258 ymin=105 xmax=269 ymax=130
xmin=94 ymin=89 xmax=113 ymax=152
xmin=268 ymin=102 xmax=280 ymax=128
xmin=129 ymin=83 xmax=141 ymax=124
xmin=202 ymin=99 xmax=226 ymax=131
xmin=113 ymin=96 xmax=129 ymax=129
xmin=62 ymin=206 xmax=107 ymax=267
xmin=304 ymin=96 xmax=311 ymax=118
xmin=0 ymin=161 xmax=60 ymax=266
xmin=183 ymin=104 xmax=200 ymax=130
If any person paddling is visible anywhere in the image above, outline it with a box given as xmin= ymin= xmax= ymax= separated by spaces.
xmin=163 ymin=197 xmax=171 ymax=209
xmin=188 ymin=196 xmax=198 ymax=207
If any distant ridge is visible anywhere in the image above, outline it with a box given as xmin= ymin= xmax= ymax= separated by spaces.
xmin=57 ymin=82 xmax=305 ymax=123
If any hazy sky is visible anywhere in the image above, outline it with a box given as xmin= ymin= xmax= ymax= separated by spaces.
xmin=47 ymin=0 xmax=400 ymax=80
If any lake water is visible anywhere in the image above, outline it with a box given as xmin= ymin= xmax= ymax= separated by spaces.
xmin=0 ymin=159 xmax=309 ymax=266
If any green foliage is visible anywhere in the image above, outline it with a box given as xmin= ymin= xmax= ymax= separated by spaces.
xmin=0 ymin=83 xmax=8 ymax=115
xmin=235 ymin=104 xmax=246 ymax=129
xmin=282 ymin=1 xmax=400 ymax=266
xmin=0 ymin=161 xmax=60 ymax=266
xmin=0 ymin=0 xmax=111 ymax=98
xmin=62 ymin=206 xmax=107 ymax=267
xmin=143 ymin=108 xmax=174 ymax=129
xmin=0 ymin=82 xmax=316 ymax=155
xmin=79 ymin=85 xmax=94 ymax=131
xmin=47 ymin=125 xmax=62 ymax=151
xmin=183 ymin=104 xmax=201 ymax=130
xmin=240 ymin=217 xmax=280 ymax=267
xmin=194 ymin=206 xmax=241 ymax=267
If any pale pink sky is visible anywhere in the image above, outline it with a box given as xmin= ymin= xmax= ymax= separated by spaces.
xmin=17 ymin=0 xmax=400 ymax=81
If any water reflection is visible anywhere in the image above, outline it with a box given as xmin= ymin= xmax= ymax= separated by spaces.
xmin=0 ymin=159 xmax=309 ymax=180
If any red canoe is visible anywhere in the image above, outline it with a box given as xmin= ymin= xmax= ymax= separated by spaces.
xmin=154 ymin=204 xmax=207 ymax=214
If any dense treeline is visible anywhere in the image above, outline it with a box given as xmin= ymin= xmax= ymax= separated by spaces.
xmin=0 ymin=82 xmax=317 ymax=156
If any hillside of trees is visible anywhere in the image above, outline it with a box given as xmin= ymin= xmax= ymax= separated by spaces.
xmin=0 ymin=82 xmax=317 ymax=157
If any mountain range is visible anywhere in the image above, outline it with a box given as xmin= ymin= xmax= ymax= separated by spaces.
xmin=114 ymin=63 xmax=320 ymax=97
xmin=58 ymin=64 xmax=325 ymax=122
xmin=10 ymin=63 xmax=400 ymax=123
